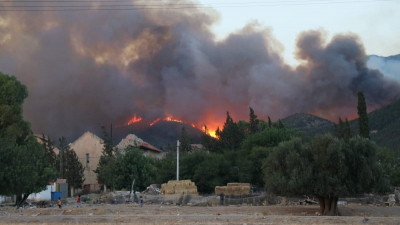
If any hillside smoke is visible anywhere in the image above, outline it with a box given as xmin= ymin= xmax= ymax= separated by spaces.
xmin=367 ymin=55 xmax=400 ymax=81
xmin=0 ymin=1 xmax=399 ymax=139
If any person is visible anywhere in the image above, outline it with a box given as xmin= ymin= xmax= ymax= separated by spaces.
xmin=77 ymin=195 xmax=81 ymax=208
xmin=57 ymin=197 xmax=62 ymax=209
xmin=140 ymin=196 xmax=143 ymax=207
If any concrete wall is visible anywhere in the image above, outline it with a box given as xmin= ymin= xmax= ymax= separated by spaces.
xmin=70 ymin=131 xmax=104 ymax=192
xmin=27 ymin=183 xmax=56 ymax=201
xmin=0 ymin=196 xmax=14 ymax=203
xmin=0 ymin=184 xmax=56 ymax=203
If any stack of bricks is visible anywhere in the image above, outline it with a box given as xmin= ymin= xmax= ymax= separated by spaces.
xmin=161 ymin=180 xmax=198 ymax=195
xmin=215 ymin=183 xmax=251 ymax=196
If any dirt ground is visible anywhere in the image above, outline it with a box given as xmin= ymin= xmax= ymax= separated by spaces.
xmin=1 ymin=203 xmax=400 ymax=225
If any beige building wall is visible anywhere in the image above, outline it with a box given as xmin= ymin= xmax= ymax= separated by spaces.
xmin=70 ymin=131 xmax=104 ymax=192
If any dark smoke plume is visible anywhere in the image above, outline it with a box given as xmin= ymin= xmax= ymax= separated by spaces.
xmin=0 ymin=1 xmax=399 ymax=140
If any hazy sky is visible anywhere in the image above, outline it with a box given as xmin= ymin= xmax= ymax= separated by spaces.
xmin=196 ymin=0 xmax=400 ymax=65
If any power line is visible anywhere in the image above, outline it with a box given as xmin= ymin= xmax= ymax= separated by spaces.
xmin=2 ymin=0 xmax=395 ymax=7
xmin=0 ymin=0 xmax=397 ymax=11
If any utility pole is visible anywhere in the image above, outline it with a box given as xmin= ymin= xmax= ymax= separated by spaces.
xmin=59 ymin=145 xmax=63 ymax=179
xmin=177 ymin=140 xmax=180 ymax=181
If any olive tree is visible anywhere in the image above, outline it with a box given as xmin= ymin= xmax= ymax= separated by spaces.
xmin=263 ymin=134 xmax=388 ymax=215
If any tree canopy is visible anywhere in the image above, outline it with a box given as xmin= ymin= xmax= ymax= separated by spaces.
xmin=263 ymin=134 xmax=389 ymax=215
xmin=0 ymin=72 xmax=57 ymax=208
xmin=0 ymin=72 xmax=30 ymax=143
xmin=357 ymin=91 xmax=370 ymax=139
xmin=95 ymin=126 xmax=116 ymax=189
xmin=112 ymin=146 xmax=157 ymax=190
xmin=56 ymin=137 xmax=85 ymax=190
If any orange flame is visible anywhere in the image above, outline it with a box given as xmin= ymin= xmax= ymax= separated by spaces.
xmin=202 ymin=125 xmax=218 ymax=139
xmin=150 ymin=118 xmax=161 ymax=126
xmin=165 ymin=117 xmax=184 ymax=123
xmin=149 ymin=116 xmax=219 ymax=139
xmin=127 ymin=114 xmax=143 ymax=125
xmin=208 ymin=130 xmax=217 ymax=139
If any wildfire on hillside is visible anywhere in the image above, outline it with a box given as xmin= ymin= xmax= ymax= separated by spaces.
xmin=149 ymin=118 xmax=161 ymax=126
xmin=127 ymin=114 xmax=143 ymax=125
xmin=147 ymin=116 xmax=218 ymax=138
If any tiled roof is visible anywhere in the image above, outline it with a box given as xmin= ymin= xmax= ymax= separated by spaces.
xmin=139 ymin=142 xmax=162 ymax=152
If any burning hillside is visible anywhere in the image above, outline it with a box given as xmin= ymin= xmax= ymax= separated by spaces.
xmin=124 ymin=114 xmax=217 ymax=138
xmin=0 ymin=0 xmax=399 ymax=140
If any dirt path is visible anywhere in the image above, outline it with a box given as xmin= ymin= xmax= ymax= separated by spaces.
xmin=1 ymin=204 xmax=399 ymax=224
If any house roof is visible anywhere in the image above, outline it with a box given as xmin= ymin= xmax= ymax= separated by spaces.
xmin=71 ymin=131 xmax=102 ymax=145
xmin=191 ymin=144 xmax=203 ymax=149
xmin=139 ymin=142 xmax=162 ymax=153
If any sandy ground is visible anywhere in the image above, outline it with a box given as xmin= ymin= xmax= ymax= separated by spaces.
xmin=1 ymin=203 xmax=400 ymax=224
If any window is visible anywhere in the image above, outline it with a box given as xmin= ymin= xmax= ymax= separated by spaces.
xmin=86 ymin=153 xmax=89 ymax=163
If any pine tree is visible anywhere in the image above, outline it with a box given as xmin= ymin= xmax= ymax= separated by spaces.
xmin=56 ymin=137 xmax=85 ymax=191
xmin=41 ymin=135 xmax=57 ymax=167
xmin=219 ymin=111 xmax=244 ymax=151
xmin=249 ymin=107 xmax=259 ymax=134
xmin=95 ymin=126 xmax=116 ymax=190
xmin=336 ymin=117 xmax=344 ymax=138
xmin=357 ymin=91 xmax=370 ymax=139
xmin=343 ymin=118 xmax=353 ymax=141
xmin=268 ymin=116 xmax=272 ymax=129
xmin=278 ymin=119 xmax=285 ymax=129
xmin=179 ymin=126 xmax=192 ymax=154
xmin=335 ymin=117 xmax=353 ymax=141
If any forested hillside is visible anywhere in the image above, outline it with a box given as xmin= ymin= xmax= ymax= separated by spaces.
xmin=282 ymin=99 xmax=400 ymax=150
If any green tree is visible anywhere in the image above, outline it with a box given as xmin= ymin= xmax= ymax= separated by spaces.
xmin=154 ymin=150 xmax=176 ymax=184
xmin=238 ymin=127 xmax=302 ymax=188
xmin=112 ymin=146 xmax=157 ymax=190
xmin=237 ymin=120 xmax=250 ymax=138
xmin=56 ymin=137 xmax=85 ymax=192
xmin=335 ymin=117 xmax=353 ymax=141
xmin=192 ymin=153 xmax=231 ymax=193
xmin=40 ymin=135 xmax=57 ymax=167
xmin=277 ymin=119 xmax=285 ymax=129
xmin=263 ymin=134 xmax=388 ymax=216
xmin=268 ymin=116 xmax=272 ymax=129
xmin=237 ymin=146 xmax=271 ymax=187
xmin=180 ymin=149 xmax=209 ymax=182
xmin=0 ymin=137 xmax=57 ymax=208
xmin=0 ymin=72 xmax=57 ymax=208
xmin=95 ymin=126 xmax=116 ymax=190
xmin=241 ymin=127 xmax=302 ymax=151
xmin=357 ymin=91 xmax=370 ymax=139
xmin=179 ymin=126 xmax=192 ymax=154
xmin=376 ymin=147 xmax=400 ymax=187
xmin=219 ymin=111 xmax=244 ymax=151
xmin=249 ymin=107 xmax=259 ymax=134
xmin=200 ymin=125 xmax=220 ymax=153
xmin=0 ymin=72 xmax=30 ymax=143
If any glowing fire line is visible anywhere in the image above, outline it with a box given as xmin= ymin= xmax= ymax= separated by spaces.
xmin=127 ymin=114 xmax=143 ymax=125
xmin=128 ymin=115 xmax=218 ymax=139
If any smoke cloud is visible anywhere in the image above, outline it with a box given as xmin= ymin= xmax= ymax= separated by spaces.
xmin=367 ymin=55 xmax=400 ymax=81
xmin=0 ymin=0 xmax=399 ymax=140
